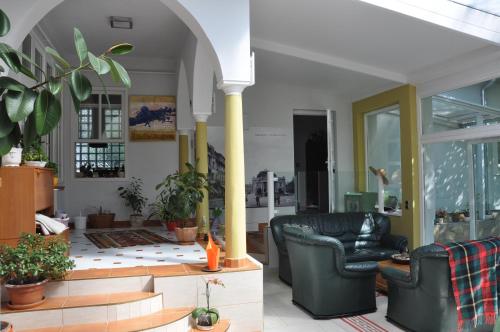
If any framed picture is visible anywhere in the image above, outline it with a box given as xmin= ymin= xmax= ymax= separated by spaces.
xmin=129 ymin=95 xmax=176 ymax=141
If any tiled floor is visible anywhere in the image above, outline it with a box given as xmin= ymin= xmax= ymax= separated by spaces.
xmin=70 ymin=227 xmax=206 ymax=270
xmin=263 ymin=268 xmax=404 ymax=332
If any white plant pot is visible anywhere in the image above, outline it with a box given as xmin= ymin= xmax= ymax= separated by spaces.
xmin=74 ymin=216 xmax=87 ymax=230
xmin=130 ymin=214 xmax=144 ymax=228
xmin=25 ymin=161 xmax=47 ymax=167
xmin=1 ymin=147 xmax=22 ymax=167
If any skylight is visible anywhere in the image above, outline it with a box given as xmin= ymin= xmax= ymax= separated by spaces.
xmin=451 ymin=0 xmax=500 ymax=17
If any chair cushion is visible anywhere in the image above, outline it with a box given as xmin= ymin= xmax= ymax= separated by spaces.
xmin=345 ymin=247 xmax=399 ymax=262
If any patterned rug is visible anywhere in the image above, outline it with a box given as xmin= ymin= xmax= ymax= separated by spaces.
xmin=84 ymin=229 xmax=174 ymax=249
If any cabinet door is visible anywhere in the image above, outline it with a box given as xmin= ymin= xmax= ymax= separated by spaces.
xmin=34 ymin=169 xmax=53 ymax=212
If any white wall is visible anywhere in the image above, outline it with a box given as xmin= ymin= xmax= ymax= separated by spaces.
xmin=208 ymin=79 xmax=354 ymax=229
xmin=60 ymin=70 xmax=179 ymax=221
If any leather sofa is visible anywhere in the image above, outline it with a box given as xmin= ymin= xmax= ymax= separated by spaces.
xmin=270 ymin=212 xmax=407 ymax=285
xmin=381 ymin=244 xmax=494 ymax=332
xmin=283 ymin=225 xmax=378 ymax=318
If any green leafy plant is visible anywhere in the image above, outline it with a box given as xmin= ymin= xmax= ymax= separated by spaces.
xmin=0 ymin=9 xmax=133 ymax=156
xmin=118 ymin=177 xmax=147 ymax=215
xmin=22 ymin=139 xmax=48 ymax=162
xmin=152 ymin=162 xmax=209 ymax=226
xmin=45 ymin=161 xmax=58 ymax=176
xmin=191 ymin=278 xmax=225 ymax=327
xmin=0 ymin=233 xmax=75 ymax=285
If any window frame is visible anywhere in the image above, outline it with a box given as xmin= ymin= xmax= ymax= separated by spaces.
xmin=71 ymin=87 xmax=129 ymax=181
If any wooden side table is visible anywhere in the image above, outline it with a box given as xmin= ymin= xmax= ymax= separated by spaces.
xmin=376 ymin=259 xmax=410 ymax=293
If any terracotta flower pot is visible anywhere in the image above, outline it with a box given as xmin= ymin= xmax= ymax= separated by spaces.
xmin=175 ymin=226 xmax=198 ymax=244
xmin=166 ymin=220 xmax=177 ymax=232
xmin=5 ymin=279 xmax=48 ymax=309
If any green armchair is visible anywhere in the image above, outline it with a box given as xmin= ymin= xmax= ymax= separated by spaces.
xmin=283 ymin=226 xmax=378 ymax=318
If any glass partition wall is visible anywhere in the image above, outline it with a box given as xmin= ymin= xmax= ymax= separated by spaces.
xmin=421 ymin=81 xmax=500 ymax=243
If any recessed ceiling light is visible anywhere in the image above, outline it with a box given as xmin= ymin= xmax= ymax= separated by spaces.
xmin=110 ymin=16 xmax=133 ymax=29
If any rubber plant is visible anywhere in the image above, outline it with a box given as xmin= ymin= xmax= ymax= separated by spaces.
xmin=0 ymin=9 xmax=133 ymax=156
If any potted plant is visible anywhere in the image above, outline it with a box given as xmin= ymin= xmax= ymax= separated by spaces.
xmin=0 ymin=9 xmax=133 ymax=159
xmin=22 ymin=140 xmax=48 ymax=167
xmin=118 ymin=177 xmax=147 ymax=227
xmin=0 ymin=233 xmax=74 ymax=309
xmin=87 ymin=206 xmax=115 ymax=228
xmin=154 ymin=162 xmax=209 ymax=243
xmin=192 ymin=278 xmax=225 ymax=330
xmin=149 ymin=191 xmax=177 ymax=231
xmin=1 ymin=139 xmax=22 ymax=167
xmin=45 ymin=161 xmax=59 ymax=186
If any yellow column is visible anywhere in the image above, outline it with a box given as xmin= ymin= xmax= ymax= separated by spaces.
xmin=224 ymin=89 xmax=247 ymax=267
xmin=195 ymin=119 xmax=209 ymax=236
xmin=178 ymin=130 xmax=189 ymax=173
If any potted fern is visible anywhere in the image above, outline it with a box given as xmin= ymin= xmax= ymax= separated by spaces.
xmin=0 ymin=233 xmax=74 ymax=309
xmin=118 ymin=177 xmax=147 ymax=227
xmin=154 ymin=163 xmax=209 ymax=243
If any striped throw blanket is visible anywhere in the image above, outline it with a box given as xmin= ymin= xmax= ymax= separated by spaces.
xmin=437 ymin=237 xmax=500 ymax=331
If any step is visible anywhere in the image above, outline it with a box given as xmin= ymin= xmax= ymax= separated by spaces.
xmin=1 ymin=292 xmax=163 ymax=330
xmin=191 ymin=320 xmax=230 ymax=332
xmin=19 ymin=307 xmax=193 ymax=332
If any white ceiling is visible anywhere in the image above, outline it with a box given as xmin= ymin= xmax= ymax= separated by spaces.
xmin=39 ymin=0 xmax=189 ymax=60
xmin=36 ymin=0 xmax=498 ymax=100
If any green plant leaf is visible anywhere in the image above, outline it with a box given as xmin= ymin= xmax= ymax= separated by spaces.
xmin=34 ymin=90 xmax=61 ymax=136
xmin=0 ymin=77 xmax=25 ymax=92
xmin=19 ymin=64 xmax=37 ymax=81
xmin=208 ymin=312 xmax=219 ymax=324
xmin=73 ymin=28 xmax=88 ymax=64
xmin=0 ymin=9 xmax=11 ymax=37
xmin=70 ymin=71 xmax=91 ymax=101
xmin=88 ymin=52 xmax=110 ymax=75
xmin=23 ymin=112 xmax=37 ymax=147
xmin=106 ymin=58 xmax=131 ymax=88
xmin=0 ymin=43 xmax=21 ymax=73
xmin=0 ymin=123 xmax=20 ymax=155
xmin=45 ymin=47 xmax=71 ymax=69
xmin=48 ymin=77 xmax=62 ymax=95
xmin=0 ymin=100 xmax=14 ymax=138
xmin=68 ymin=86 xmax=80 ymax=112
xmin=107 ymin=43 xmax=134 ymax=55
xmin=191 ymin=307 xmax=208 ymax=319
xmin=5 ymin=88 xmax=37 ymax=122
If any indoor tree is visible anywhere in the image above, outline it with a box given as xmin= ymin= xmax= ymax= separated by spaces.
xmin=0 ymin=9 xmax=133 ymax=155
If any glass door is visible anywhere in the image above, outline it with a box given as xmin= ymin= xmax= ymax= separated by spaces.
xmin=469 ymin=139 xmax=500 ymax=239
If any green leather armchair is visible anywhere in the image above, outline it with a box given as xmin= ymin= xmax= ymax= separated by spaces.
xmin=381 ymin=244 xmax=494 ymax=332
xmin=283 ymin=226 xmax=378 ymax=318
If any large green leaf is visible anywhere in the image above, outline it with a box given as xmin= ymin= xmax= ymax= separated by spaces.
xmin=19 ymin=64 xmax=37 ymax=81
xmin=191 ymin=307 xmax=208 ymax=319
xmin=88 ymin=52 xmax=110 ymax=75
xmin=45 ymin=47 xmax=71 ymax=69
xmin=34 ymin=90 xmax=61 ymax=136
xmin=48 ymin=77 xmax=62 ymax=95
xmin=73 ymin=28 xmax=88 ymax=65
xmin=0 ymin=77 xmax=25 ymax=92
xmin=0 ymin=43 xmax=21 ymax=73
xmin=68 ymin=85 xmax=80 ymax=112
xmin=0 ymin=124 xmax=20 ymax=156
xmin=70 ymin=71 xmax=91 ymax=101
xmin=0 ymin=100 xmax=14 ymax=138
xmin=0 ymin=9 xmax=10 ymax=37
xmin=5 ymin=88 xmax=37 ymax=122
xmin=107 ymin=43 xmax=134 ymax=55
xmin=106 ymin=58 xmax=131 ymax=88
xmin=23 ymin=112 xmax=37 ymax=147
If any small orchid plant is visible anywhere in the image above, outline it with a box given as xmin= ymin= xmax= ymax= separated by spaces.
xmin=192 ymin=278 xmax=225 ymax=327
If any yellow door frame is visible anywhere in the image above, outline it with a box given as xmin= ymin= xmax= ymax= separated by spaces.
xmin=352 ymin=84 xmax=420 ymax=249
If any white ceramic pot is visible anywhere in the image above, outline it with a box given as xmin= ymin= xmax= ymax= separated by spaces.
xmin=73 ymin=216 xmax=87 ymax=230
xmin=1 ymin=147 xmax=22 ymax=167
xmin=130 ymin=214 xmax=144 ymax=228
xmin=25 ymin=161 xmax=47 ymax=167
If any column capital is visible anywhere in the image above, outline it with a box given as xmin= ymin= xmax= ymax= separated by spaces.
xmin=217 ymin=81 xmax=251 ymax=95
xmin=193 ymin=114 xmax=210 ymax=123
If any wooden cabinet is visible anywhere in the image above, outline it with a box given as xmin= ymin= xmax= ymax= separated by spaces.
xmin=0 ymin=167 xmax=54 ymax=246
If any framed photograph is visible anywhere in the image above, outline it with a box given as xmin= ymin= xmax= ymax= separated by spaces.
xmin=129 ymin=95 xmax=176 ymax=141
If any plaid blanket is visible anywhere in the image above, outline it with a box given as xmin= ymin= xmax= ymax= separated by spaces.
xmin=437 ymin=237 xmax=500 ymax=331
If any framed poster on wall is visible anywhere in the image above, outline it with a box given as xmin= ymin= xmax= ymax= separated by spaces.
xmin=129 ymin=95 xmax=176 ymax=141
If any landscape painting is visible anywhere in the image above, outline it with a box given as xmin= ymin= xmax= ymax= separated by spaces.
xmin=129 ymin=96 xmax=176 ymax=140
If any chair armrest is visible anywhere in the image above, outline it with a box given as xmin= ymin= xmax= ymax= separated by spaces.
xmin=345 ymin=261 xmax=378 ymax=273
xmin=381 ymin=234 xmax=408 ymax=252
xmin=381 ymin=267 xmax=415 ymax=289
